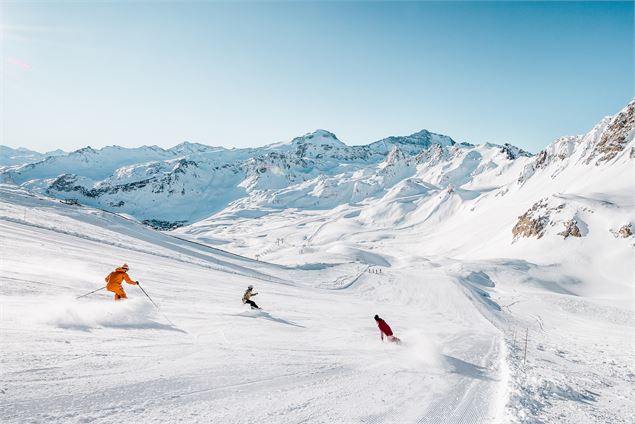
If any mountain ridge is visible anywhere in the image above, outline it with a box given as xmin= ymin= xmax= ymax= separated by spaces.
xmin=1 ymin=100 xmax=632 ymax=235
xmin=1 ymin=127 xmax=531 ymax=224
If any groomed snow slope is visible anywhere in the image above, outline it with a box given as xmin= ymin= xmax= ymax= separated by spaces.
xmin=176 ymin=191 xmax=634 ymax=423
xmin=0 ymin=185 xmax=509 ymax=423
xmin=174 ymin=101 xmax=635 ymax=423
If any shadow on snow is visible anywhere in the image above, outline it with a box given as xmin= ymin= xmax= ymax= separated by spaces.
xmin=442 ymin=355 xmax=496 ymax=381
xmin=231 ymin=310 xmax=305 ymax=328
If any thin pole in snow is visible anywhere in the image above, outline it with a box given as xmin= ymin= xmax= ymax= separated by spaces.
xmin=523 ymin=328 xmax=529 ymax=367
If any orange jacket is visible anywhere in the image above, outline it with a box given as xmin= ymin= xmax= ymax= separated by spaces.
xmin=105 ymin=268 xmax=137 ymax=290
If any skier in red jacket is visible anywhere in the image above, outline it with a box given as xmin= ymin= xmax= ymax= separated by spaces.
xmin=374 ymin=315 xmax=401 ymax=344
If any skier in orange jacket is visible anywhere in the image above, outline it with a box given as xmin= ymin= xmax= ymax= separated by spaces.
xmin=105 ymin=264 xmax=138 ymax=300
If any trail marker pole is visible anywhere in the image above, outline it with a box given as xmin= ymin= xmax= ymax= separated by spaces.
xmin=523 ymin=328 xmax=529 ymax=367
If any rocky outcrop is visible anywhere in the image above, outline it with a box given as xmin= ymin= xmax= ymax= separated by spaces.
xmin=414 ymin=144 xmax=446 ymax=166
xmin=534 ymin=150 xmax=549 ymax=168
xmin=500 ymin=143 xmax=532 ymax=160
xmin=512 ymin=199 xmax=552 ymax=239
xmin=618 ymin=225 xmax=633 ymax=238
xmin=49 ymin=174 xmax=156 ymax=198
xmin=385 ymin=146 xmax=408 ymax=165
xmin=586 ymin=99 xmax=635 ymax=165
xmin=512 ymin=198 xmax=589 ymax=240
xmin=517 ymin=150 xmax=548 ymax=184
xmin=558 ymin=219 xmax=582 ymax=239
xmin=611 ymin=224 xmax=633 ymax=238
xmin=142 ymin=219 xmax=186 ymax=231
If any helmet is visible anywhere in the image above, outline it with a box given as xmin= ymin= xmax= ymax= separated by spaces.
xmin=374 ymin=315 xmax=380 ymax=321
xmin=122 ymin=264 xmax=129 ymax=270
xmin=248 ymin=285 xmax=253 ymax=290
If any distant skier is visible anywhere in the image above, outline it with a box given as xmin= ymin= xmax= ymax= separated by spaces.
xmin=242 ymin=285 xmax=260 ymax=309
xmin=374 ymin=315 xmax=401 ymax=344
xmin=105 ymin=264 xmax=138 ymax=301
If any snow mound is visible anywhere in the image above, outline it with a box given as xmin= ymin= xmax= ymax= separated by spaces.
xmin=326 ymin=244 xmax=392 ymax=266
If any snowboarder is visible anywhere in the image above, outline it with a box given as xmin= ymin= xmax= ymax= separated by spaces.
xmin=374 ymin=315 xmax=401 ymax=344
xmin=105 ymin=264 xmax=138 ymax=301
xmin=242 ymin=285 xmax=260 ymax=309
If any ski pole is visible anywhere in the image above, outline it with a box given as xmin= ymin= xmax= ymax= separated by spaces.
xmin=76 ymin=286 xmax=106 ymax=299
xmin=137 ymin=283 xmax=175 ymax=326
xmin=137 ymin=283 xmax=159 ymax=309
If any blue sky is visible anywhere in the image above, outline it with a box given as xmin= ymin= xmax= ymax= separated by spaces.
xmin=1 ymin=1 xmax=633 ymax=153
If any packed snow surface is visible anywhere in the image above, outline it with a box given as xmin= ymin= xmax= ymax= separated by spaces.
xmin=1 ymin=185 xmax=508 ymax=423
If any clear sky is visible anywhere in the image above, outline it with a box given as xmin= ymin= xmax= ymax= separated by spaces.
xmin=1 ymin=1 xmax=633 ymax=153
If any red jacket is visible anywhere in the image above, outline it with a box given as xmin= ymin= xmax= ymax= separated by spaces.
xmin=376 ymin=319 xmax=393 ymax=336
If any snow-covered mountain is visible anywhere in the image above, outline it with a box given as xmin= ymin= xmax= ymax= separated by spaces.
xmin=182 ymin=100 xmax=633 ymax=262
xmin=0 ymin=128 xmax=532 ymax=226
xmin=0 ymin=146 xmax=66 ymax=167
xmin=2 ymin=100 xmax=632 ymax=245
xmin=2 ymin=100 xmax=633 ymax=424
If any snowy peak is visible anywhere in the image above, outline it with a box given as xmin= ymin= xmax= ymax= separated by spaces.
xmin=0 ymin=146 xmax=66 ymax=167
xmin=168 ymin=141 xmax=223 ymax=156
xmin=407 ymin=129 xmax=456 ymax=146
xmin=290 ymin=129 xmax=343 ymax=146
xmin=518 ymin=99 xmax=635 ymax=184
xmin=369 ymin=129 xmax=456 ymax=155
xmin=73 ymin=146 xmax=97 ymax=155
xmin=394 ymin=129 xmax=456 ymax=147
xmin=585 ymin=98 xmax=635 ymax=165
xmin=287 ymin=130 xmax=348 ymax=159
xmin=384 ymin=145 xmax=408 ymax=165
xmin=499 ymin=143 xmax=532 ymax=160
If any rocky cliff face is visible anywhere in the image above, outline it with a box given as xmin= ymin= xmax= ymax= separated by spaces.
xmin=511 ymin=191 xmax=633 ymax=243
xmin=558 ymin=219 xmax=582 ymax=239
xmin=512 ymin=199 xmax=554 ymax=239
xmin=586 ymin=99 xmax=635 ymax=164
xmin=512 ymin=199 xmax=590 ymax=241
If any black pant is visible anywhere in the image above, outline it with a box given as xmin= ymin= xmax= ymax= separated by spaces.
xmin=245 ymin=299 xmax=259 ymax=309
